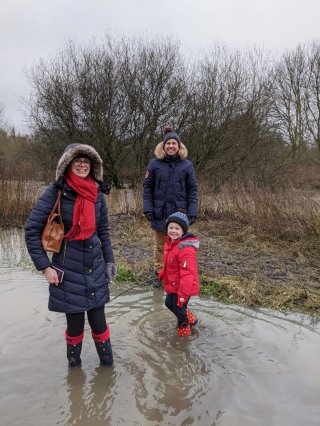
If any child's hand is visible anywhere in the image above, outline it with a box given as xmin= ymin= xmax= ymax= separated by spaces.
xmin=177 ymin=294 xmax=187 ymax=307
xmin=158 ymin=270 xmax=164 ymax=281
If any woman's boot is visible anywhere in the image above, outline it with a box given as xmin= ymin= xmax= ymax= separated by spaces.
xmin=91 ymin=325 xmax=113 ymax=366
xmin=176 ymin=322 xmax=191 ymax=337
xmin=186 ymin=308 xmax=198 ymax=326
xmin=65 ymin=329 xmax=84 ymax=367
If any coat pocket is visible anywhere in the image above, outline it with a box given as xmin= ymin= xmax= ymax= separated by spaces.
xmin=154 ymin=199 xmax=165 ymax=219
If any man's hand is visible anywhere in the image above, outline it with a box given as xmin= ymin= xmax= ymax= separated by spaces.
xmin=144 ymin=212 xmax=154 ymax=222
xmin=188 ymin=216 xmax=196 ymax=225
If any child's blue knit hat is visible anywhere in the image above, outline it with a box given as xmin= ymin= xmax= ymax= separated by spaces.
xmin=166 ymin=212 xmax=189 ymax=234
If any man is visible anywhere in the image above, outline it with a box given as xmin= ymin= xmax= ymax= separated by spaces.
xmin=143 ymin=127 xmax=198 ymax=287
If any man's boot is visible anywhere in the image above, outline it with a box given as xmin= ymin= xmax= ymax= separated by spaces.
xmin=65 ymin=329 xmax=84 ymax=367
xmin=92 ymin=325 xmax=113 ymax=366
xmin=153 ymin=271 xmax=162 ymax=288
xmin=186 ymin=308 xmax=198 ymax=326
xmin=176 ymin=322 xmax=191 ymax=337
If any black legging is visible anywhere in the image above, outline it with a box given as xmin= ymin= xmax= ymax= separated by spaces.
xmin=66 ymin=305 xmax=107 ymax=337
xmin=165 ymin=293 xmax=190 ymax=326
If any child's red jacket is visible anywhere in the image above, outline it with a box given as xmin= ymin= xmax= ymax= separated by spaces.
xmin=158 ymin=233 xmax=200 ymax=299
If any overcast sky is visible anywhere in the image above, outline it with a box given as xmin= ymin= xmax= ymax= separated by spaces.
xmin=1 ymin=0 xmax=320 ymax=133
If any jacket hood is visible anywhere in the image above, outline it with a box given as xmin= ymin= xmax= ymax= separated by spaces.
xmin=165 ymin=234 xmax=199 ymax=250
xmin=154 ymin=141 xmax=188 ymax=160
xmin=56 ymin=143 xmax=103 ymax=181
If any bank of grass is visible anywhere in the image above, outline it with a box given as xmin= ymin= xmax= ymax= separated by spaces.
xmin=111 ymin=215 xmax=320 ymax=317
xmin=115 ymin=261 xmax=154 ymax=285
xmin=114 ymin=261 xmax=320 ymax=315
xmin=199 ymin=273 xmax=320 ymax=314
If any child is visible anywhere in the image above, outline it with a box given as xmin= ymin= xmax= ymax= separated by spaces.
xmin=158 ymin=212 xmax=200 ymax=336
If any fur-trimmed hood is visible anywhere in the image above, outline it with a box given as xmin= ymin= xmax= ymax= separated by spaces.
xmin=56 ymin=143 xmax=103 ymax=181
xmin=154 ymin=142 xmax=188 ymax=160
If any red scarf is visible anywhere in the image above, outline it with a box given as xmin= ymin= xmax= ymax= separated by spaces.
xmin=64 ymin=169 xmax=98 ymax=240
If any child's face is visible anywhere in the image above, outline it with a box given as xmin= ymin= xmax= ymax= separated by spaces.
xmin=167 ymin=222 xmax=183 ymax=240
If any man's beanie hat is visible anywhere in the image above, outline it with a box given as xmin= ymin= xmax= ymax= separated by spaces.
xmin=166 ymin=212 xmax=189 ymax=234
xmin=163 ymin=126 xmax=181 ymax=146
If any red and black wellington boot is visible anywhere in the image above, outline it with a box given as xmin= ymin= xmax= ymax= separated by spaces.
xmin=91 ymin=325 xmax=113 ymax=366
xmin=65 ymin=329 xmax=84 ymax=367
xmin=176 ymin=322 xmax=191 ymax=337
xmin=186 ymin=308 xmax=198 ymax=327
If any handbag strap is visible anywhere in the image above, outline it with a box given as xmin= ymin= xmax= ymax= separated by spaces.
xmin=56 ymin=190 xmax=61 ymax=215
xmin=48 ymin=190 xmax=62 ymax=220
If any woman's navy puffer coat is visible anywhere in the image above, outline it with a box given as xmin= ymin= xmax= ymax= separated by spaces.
xmin=25 ymin=179 xmax=114 ymax=313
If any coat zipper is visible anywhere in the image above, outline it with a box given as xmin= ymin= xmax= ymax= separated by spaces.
xmin=62 ymin=238 xmax=68 ymax=264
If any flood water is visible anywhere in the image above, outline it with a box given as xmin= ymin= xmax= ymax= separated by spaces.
xmin=1 ymin=228 xmax=320 ymax=426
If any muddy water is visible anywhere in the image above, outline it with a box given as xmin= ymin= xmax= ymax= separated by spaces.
xmin=1 ymin=228 xmax=320 ymax=426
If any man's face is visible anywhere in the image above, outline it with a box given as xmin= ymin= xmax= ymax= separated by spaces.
xmin=164 ymin=139 xmax=179 ymax=156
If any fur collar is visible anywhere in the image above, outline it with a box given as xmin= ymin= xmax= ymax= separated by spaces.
xmin=154 ymin=142 xmax=188 ymax=160
xmin=56 ymin=143 xmax=103 ymax=181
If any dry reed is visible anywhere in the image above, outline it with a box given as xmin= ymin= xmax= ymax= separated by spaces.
xmin=0 ymin=168 xmax=44 ymax=227
xmin=198 ymin=181 xmax=320 ymax=240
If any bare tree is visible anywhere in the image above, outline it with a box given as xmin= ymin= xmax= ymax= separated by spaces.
xmin=304 ymin=41 xmax=320 ymax=157
xmin=25 ymin=38 xmax=131 ymax=184
xmin=117 ymin=36 xmax=190 ymax=182
xmin=24 ymin=36 xmax=302 ymax=189
xmin=184 ymin=45 xmax=279 ymax=187
xmin=25 ymin=36 xmax=191 ymax=185
xmin=269 ymin=45 xmax=308 ymax=160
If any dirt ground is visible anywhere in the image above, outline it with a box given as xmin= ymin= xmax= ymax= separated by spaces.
xmin=109 ymin=214 xmax=320 ymax=315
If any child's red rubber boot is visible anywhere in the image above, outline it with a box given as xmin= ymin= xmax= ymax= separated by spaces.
xmin=176 ymin=322 xmax=191 ymax=337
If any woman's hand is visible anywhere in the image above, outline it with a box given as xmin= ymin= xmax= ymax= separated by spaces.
xmin=106 ymin=263 xmax=117 ymax=283
xmin=43 ymin=267 xmax=59 ymax=286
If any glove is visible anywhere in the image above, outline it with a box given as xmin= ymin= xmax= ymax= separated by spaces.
xmin=188 ymin=216 xmax=196 ymax=225
xmin=106 ymin=262 xmax=117 ymax=283
xmin=144 ymin=212 xmax=154 ymax=222
xmin=177 ymin=293 xmax=187 ymax=307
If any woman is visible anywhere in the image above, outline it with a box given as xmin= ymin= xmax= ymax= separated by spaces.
xmin=25 ymin=143 xmax=116 ymax=367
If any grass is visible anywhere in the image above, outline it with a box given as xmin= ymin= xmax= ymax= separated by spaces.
xmin=199 ymin=272 xmax=320 ymax=315
xmin=0 ymin=179 xmax=44 ymax=226
xmin=108 ymin=214 xmax=320 ymax=318
xmin=198 ymin=180 xmax=320 ymax=240
xmin=112 ymin=262 xmax=320 ymax=316
xmin=115 ymin=264 xmax=140 ymax=283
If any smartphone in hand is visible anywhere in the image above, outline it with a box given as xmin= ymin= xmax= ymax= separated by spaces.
xmin=51 ymin=265 xmax=64 ymax=283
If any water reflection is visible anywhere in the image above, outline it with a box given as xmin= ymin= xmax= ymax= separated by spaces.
xmin=66 ymin=366 xmax=117 ymax=425
xmin=1 ymin=228 xmax=320 ymax=426
xmin=0 ymin=227 xmax=28 ymax=267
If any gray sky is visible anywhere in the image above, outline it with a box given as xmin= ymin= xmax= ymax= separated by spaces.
xmin=1 ymin=0 xmax=320 ymax=133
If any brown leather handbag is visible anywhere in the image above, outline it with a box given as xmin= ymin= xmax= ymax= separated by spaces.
xmin=41 ymin=190 xmax=65 ymax=253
